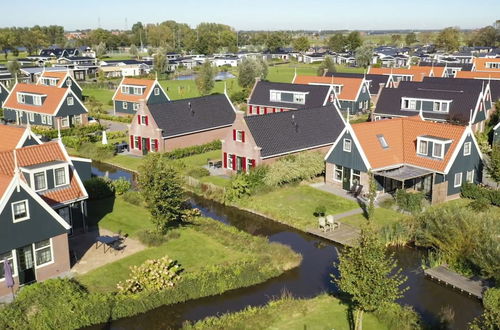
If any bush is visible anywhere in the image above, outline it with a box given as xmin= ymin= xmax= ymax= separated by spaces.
xmin=137 ymin=229 xmax=167 ymax=246
xmin=61 ymin=135 xmax=95 ymax=149
xmin=469 ymin=197 xmax=490 ymax=211
xmin=226 ymin=174 xmax=252 ymax=201
xmin=230 ymin=89 xmax=249 ymax=103
xmin=107 ymin=131 xmax=127 ymax=139
xmin=395 ymin=189 xmax=424 ymax=214
xmin=313 ymin=205 xmax=326 ymax=217
xmin=122 ymin=190 xmax=143 ymax=205
xmin=94 ymin=113 xmax=133 ymax=123
xmin=187 ymin=167 xmax=210 ymax=178
xmin=469 ymin=288 xmax=500 ymax=330
xmin=112 ymin=177 xmax=131 ymax=195
xmin=77 ymin=142 xmax=115 ymax=161
xmin=461 ymin=182 xmax=500 ymax=207
xmin=373 ymin=302 xmax=421 ymax=330
xmin=162 ymin=140 xmax=221 ymax=160
xmin=32 ymin=124 xmax=105 ymax=139
xmin=263 ymin=152 xmax=325 ymax=187
xmin=117 ymin=256 xmax=182 ymax=294
xmin=84 ymin=177 xmax=115 ymax=200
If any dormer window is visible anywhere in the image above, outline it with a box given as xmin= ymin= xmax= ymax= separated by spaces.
xmin=269 ymin=90 xmax=307 ymax=105
xmin=418 ymin=140 xmax=428 ymax=155
xmin=133 ymin=87 xmax=142 ymax=95
xmin=34 ymin=171 xmax=47 ymax=191
xmin=432 ymin=143 xmax=444 ymax=159
xmin=12 ymin=200 xmax=29 ymax=222
xmin=17 ymin=93 xmax=26 ymax=104
xmin=485 ymin=62 xmax=500 ymax=69
xmin=33 ymin=95 xmax=42 ymax=106
xmin=121 ymin=86 xmax=129 ymax=94
xmin=417 ymin=135 xmax=451 ymax=159
xmin=54 ymin=167 xmax=67 ymax=186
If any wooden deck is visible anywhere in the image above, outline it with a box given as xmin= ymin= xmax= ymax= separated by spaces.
xmin=307 ymin=223 xmax=360 ymax=247
xmin=424 ymin=266 xmax=490 ymax=299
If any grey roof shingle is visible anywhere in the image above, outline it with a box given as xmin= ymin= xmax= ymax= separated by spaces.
xmin=244 ymin=105 xmax=345 ymax=158
xmin=148 ymin=94 xmax=236 ymax=138
xmin=248 ymin=81 xmax=331 ymax=109
xmin=423 ymin=77 xmax=500 ymax=102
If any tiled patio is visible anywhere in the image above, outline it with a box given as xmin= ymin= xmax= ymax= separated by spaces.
xmin=69 ymin=228 xmax=145 ymax=275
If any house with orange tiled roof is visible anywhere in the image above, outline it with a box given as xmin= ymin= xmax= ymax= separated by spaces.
xmin=324 ymin=116 xmax=483 ymax=204
xmin=367 ymin=66 xmax=440 ymax=83
xmin=36 ymin=71 xmax=83 ymax=100
xmin=2 ymin=83 xmax=89 ymax=128
xmin=472 ymin=58 xmax=500 ymax=72
xmin=113 ymin=77 xmax=169 ymax=115
xmin=0 ymin=82 xmax=8 ymax=108
xmin=293 ymin=75 xmax=371 ymax=114
xmin=0 ymin=125 xmax=42 ymax=152
xmin=0 ymin=139 xmax=90 ymax=297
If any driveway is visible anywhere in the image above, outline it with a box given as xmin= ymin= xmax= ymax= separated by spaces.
xmin=100 ymin=119 xmax=128 ymax=132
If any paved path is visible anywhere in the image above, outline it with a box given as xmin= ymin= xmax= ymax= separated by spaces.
xmin=334 ymin=208 xmax=364 ymax=220
xmin=100 ymin=119 xmax=128 ymax=132
xmin=309 ymin=182 xmax=358 ymax=201
xmin=424 ymin=265 xmax=491 ymax=299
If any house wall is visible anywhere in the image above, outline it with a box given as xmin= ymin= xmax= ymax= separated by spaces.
xmin=325 ymin=131 xmax=368 ymax=173
xmin=114 ymin=100 xmax=138 ymax=115
xmin=71 ymin=159 xmax=92 ymax=182
xmin=147 ymin=83 xmax=169 ymax=105
xmin=163 ymin=127 xmax=230 ymax=152
xmin=0 ymin=84 xmax=8 ymax=107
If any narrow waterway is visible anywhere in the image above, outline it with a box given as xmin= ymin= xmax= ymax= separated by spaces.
xmin=90 ymin=163 xmax=483 ymax=329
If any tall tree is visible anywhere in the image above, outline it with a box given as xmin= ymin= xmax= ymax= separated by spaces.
xmin=317 ymin=55 xmax=336 ymax=76
xmin=265 ymin=31 xmax=291 ymax=52
xmin=435 ymin=27 xmax=461 ymax=52
xmin=333 ymin=225 xmax=408 ymax=330
xmin=292 ymin=36 xmax=310 ymax=52
xmin=328 ymin=33 xmax=346 ymax=52
xmin=138 ymin=154 xmax=185 ymax=234
xmin=7 ymin=60 xmax=20 ymax=78
xmin=405 ymin=32 xmax=418 ymax=45
xmin=129 ymin=44 xmax=138 ymax=58
xmin=153 ymin=49 xmax=167 ymax=74
xmin=95 ymin=42 xmax=106 ymax=58
xmin=346 ymin=31 xmax=362 ymax=51
xmin=22 ymin=28 xmax=48 ymax=55
xmin=238 ymin=58 xmax=268 ymax=88
xmin=471 ymin=26 xmax=497 ymax=47
xmin=355 ymin=45 xmax=373 ymax=68
xmin=391 ymin=34 xmax=402 ymax=45
xmin=195 ymin=61 xmax=215 ymax=95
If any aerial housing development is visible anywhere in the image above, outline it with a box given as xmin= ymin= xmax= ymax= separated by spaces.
xmin=0 ymin=7 xmax=498 ymax=330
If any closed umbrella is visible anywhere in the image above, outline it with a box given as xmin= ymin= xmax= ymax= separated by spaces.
xmin=102 ymin=130 xmax=108 ymax=145
xmin=3 ymin=258 xmax=14 ymax=299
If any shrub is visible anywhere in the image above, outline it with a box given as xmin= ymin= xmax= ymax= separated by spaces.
xmin=379 ymin=222 xmax=412 ymax=247
xmin=77 ymin=142 xmax=115 ymax=161
xmin=469 ymin=197 xmax=490 ymax=211
xmin=116 ymin=256 xmax=182 ymax=294
xmin=461 ymin=182 xmax=500 ymax=207
xmin=94 ymin=113 xmax=133 ymax=123
xmin=84 ymin=177 xmax=115 ymax=200
xmin=469 ymin=288 xmax=500 ymax=330
xmin=395 ymin=189 xmax=424 ymax=214
xmin=122 ymin=190 xmax=143 ymax=205
xmin=112 ymin=177 xmax=131 ymax=195
xmin=32 ymin=124 xmax=105 ymax=139
xmin=226 ymin=174 xmax=252 ymax=201
xmin=313 ymin=205 xmax=326 ymax=217
xmin=230 ymin=89 xmax=249 ymax=103
xmin=137 ymin=229 xmax=167 ymax=246
xmin=373 ymin=302 xmax=421 ymax=330
xmin=162 ymin=140 xmax=221 ymax=160
xmin=61 ymin=135 xmax=94 ymax=149
xmin=263 ymin=152 xmax=324 ymax=187
xmin=107 ymin=131 xmax=127 ymax=139
xmin=187 ymin=167 xmax=210 ymax=178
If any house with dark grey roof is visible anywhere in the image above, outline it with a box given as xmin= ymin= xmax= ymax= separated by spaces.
xmin=373 ymin=79 xmax=493 ymax=132
xmin=128 ymin=93 xmax=236 ymax=155
xmin=221 ymin=104 xmax=345 ymax=173
xmin=0 ymin=82 xmax=8 ymax=108
xmin=247 ymin=80 xmax=335 ymax=115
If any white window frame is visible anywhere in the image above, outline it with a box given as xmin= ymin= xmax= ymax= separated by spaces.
xmin=33 ymin=239 xmax=54 ymax=268
xmin=61 ymin=116 xmax=69 ymax=128
xmin=121 ymin=86 xmax=128 ymax=94
xmin=17 ymin=93 xmax=25 ymax=104
xmin=463 ymin=142 xmax=471 ymax=156
xmin=67 ymin=96 xmax=74 ymax=106
xmin=29 ymin=112 xmax=34 ymax=122
xmin=334 ymin=164 xmax=343 ymax=182
xmin=417 ymin=140 xmax=428 ymax=156
xmin=12 ymin=200 xmax=30 ymax=223
xmin=466 ymin=170 xmax=474 ymax=183
xmin=133 ymin=103 xmax=139 ymax=111
xmin=432 ymin=142 xmax=444 ymax=159
xmin=154 ymin=87 xmax=160 ymax=96
xmin=53 ymin=166 xmax=69 ymax=187
xmin=343 ymin=139 xmax=352 ymax=152
xmin=33 ymin=95 xmax=42 ymax=106
xmin=228 ymin=153 xmax=234 ymax=170
xmin=454 ymin=172 xmax=463 ymax=188
xmin=33 ymin=171 xmax=47 ymax=192
xmin=235 ymin=130 xmax=243 ymax=142
xmin=150 ymin=139 xmax=156 ymax=152
xmin=133 ymin=87 xmax=141 ymax=95
xmin=0 ymin=250 xmax=17 ymax=281
xmin=123 ymin=102 xmax=128 ymax=110
xmin=140 ymin=115 xmax=147 ymax=125
xmin=134 ymin=136 xmax=140 ymax=149
xmin=41 ymin=115 xmax=47 ymax=124
xmin=66 ymin=78 xmax=72 ymax=87
xmin=47 ymin=116 xmax=52 ymax=125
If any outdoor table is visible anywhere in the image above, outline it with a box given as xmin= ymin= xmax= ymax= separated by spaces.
xmin=95 ymin=235 xmax=120 ymax=253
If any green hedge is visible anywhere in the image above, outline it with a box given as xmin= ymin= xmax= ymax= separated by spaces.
xmin=84 ymin=177 xmax=115 ymax=200
xmin=162 ymin=140 xmax=221 ymax=160
xmin=32 ymin=124 xmax=105 ymax=139
xmin=95 ymin=113 xmax=133 ymax=123
xmin=461 ymin=182 xmax=500 ymax=206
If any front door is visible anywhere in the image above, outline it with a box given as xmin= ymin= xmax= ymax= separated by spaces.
xmin=342 ymin=167 xmax=352 ymax=190
xmin=17 ymin=245 xmax=36 ymax=285
xmin=142 ymin=138 xmax=148 ymax=156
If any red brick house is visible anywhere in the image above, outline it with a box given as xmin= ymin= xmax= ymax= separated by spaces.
xmin=128 ymin=93 xmax=236 ymax=156
xmin=221 ymin=104 xmax=346 ymax=173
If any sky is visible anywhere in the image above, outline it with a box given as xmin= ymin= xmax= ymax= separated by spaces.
xmin=2 ymin=0 xmax=499 ymax=31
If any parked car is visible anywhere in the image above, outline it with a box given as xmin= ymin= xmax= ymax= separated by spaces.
xmin=88 ymin=116 xmax=99 ymax=124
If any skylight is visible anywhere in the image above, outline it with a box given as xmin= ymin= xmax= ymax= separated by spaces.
xmin=376 ymin=134 xmax=389 ymax=149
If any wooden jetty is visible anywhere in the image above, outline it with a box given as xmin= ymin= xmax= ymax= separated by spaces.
xmin=424 ymin=265 xmax=490 ymax=299
xmin=307 ymin=223 xmax=360 ymax=247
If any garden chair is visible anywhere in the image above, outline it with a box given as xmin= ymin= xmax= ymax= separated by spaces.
xmin=326 ymin=215 xmax=336 ymax=231
xmin=318 ymin=217 xmax=327 ymax=232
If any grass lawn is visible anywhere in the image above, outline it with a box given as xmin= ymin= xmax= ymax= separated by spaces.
xmin=159 ymin=78 xmax=243 ymax=100
xmin=186 ymin=294 xmax=387 ymax=330
xmin=236 ymin=185 xmax=359 ymax=231
xmin=199 ymin=175 xmax=232 ymax=188
xmin=266 ymin=63 xmax=320 ymax=83
xmin=341 ymin=207 xmax=409 ymax=230
xmin=83 ymin=88 xmax=115 ymax=108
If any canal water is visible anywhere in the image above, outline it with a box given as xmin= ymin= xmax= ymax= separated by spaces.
xmin=90 ymin=162 xmax=483 ymax=329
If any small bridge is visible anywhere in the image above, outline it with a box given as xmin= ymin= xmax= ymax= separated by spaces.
xmin=424 ymin=265 xmax=491 ymax=299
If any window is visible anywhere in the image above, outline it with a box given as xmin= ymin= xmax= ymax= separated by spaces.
xmin=33 ymin=96 xmax=42 ymax=106
xmin=0 ymin=251 xmax=15 ymax=280
xmin=334 ymin=165 xmax=343 ymax=182
xmin=121 ymin=86 xmax=129 ymax=94
xmin=66 ymin=78 xmax=72 ymax=87
xmin=466 ymin=170 xmax=474 ymax=183
xmin=12 ymin=200 xmax=29 ymax=222
xmin=34 ymin=240 xmax=52 ymax=267
xmin=133 ymin=103 xmax=139 ymax=111
xmin=29 ymin=112 xmax=34 ymax=122
xmin=67 ymin=97 xmax=74 ymax=106
xmin=409 ymin=99 xmax=416 ymax=109
xmin=402 ymin=99 xmax=409 ymax=109
xmin=236 ymin=130 xmax=244 ymax=142
xmin=418 ymin=140 xmax=428 ymax=155
xmin=454 ymin=172 xmax=463 ymax=187
xmin=270 ymin=91 xmax=278 ymax=101
xmin=54 ymin=167 xmax=67 ymax=186
xmin=17 ymin=93 xmax=25 ymax=104
xmin=61 ymin=117 xmax=69 ymax=127
xmin=228 ymin=154 xmax=234 ymax=169
xmin=377 ymin=134 xmax=388 ymax=149
xmin=73 ymin=115 xmax=81 ymax=125
xmin=154 ymin=87 xmax=160 ymax=96
xmin=47 ymin=116 xmax=52 ymax=125
xmin=133 ymin=87 xmax=142 ymax=95
xmin=432 ymin=143 xmax=443 ymax=159
xmin=33 ymin=171 xmax=47 ymax=191
xmin=150 ymin=139 xmax=156 ymax=152
xmin=140 ymin=116 xmax=147 ymax=125
xmin=433 ymin=102 xmax=441 ymax=111
xmin=247 ymin=158 xmax=254 ymax=170
xmin=293 ymin=94 xmax=305 ymax=104
xmin=41 ymin=115 xmax=46 ymax=124
xmin=343 ymin=139 xmax=352 ymax=152
xmin=352 ymin=170 xmax=361 ymax=185
xmin=463 ymin=142 xmax=471 ymax=156
xmin=123 ymin=102 xmax=128 ymax=110
xmin=134 ymin=136 xmax=140 ymax=149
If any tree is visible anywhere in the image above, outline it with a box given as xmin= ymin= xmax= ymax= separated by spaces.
xmin=405 ymin=32 xmax=418 ymax=45
xmin=6 ymin=60 xmax=20 ymax=78
xmin=129 ymin=44 xmax=138 ymax=59
xmin=153 ymin=49 xmax=167 ymax=74
xmin=355 ymin=45 xmax=373 ymax=68
xmin=317 ymin=55 xmax=336 ymax=76
xmin=471 ymin=26 xmax=497 ymax=47
xmin=195 ymin=61 xmax=215 ymax=95
xmin=486 ymin=144 xmax=500 ymax=187
xmin=265 ymin=31 xmax=291 ymax=52
xmin=346 ymin=31 xmax=362 ymax=51
xmin=435 ymin=27 xmax=461 ymax=52
xmin=238 ymin=58 xmax=268 ymax=89
xmin=391 ymin=34 xmax=402 ymax=45
xmin=328 ymin=33 xmax=346 ymax=52
xmin=22 ymin=28 xmax=48 ymax=55
xmin=367 ymin=171 xmax=377 ymax=220
xmin=333 ymin=225 xmax=408 ymax=330
xmin=292 ymin=36 xmax=310 ymax=52
xmin=138 ymin=154 xmax=185 ymax=234
xmin=95 ymin=42 xmax=106 ymax=58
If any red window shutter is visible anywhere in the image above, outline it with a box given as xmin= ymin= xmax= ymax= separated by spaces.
xmin=145 ymin=116 xmax=149 ymax=125
xmin=223 ymin=152 xmax=227 ymax=168
xmin=146 ymin=138 xmax=150 ymax=151
xmin=232 ymin=129 xmax=236 ymax=140
xmin=256 ymin=106 xmax=260 ymax=115
xmin=241 ymin=131 xmax=245 ymax=142
xmin=154 ymin=139 xmax=159 ymax=151
xmin=281 ymin=108 xmax=284 ymax=112
xmin=264 ymin=107 xmax=268 ymax=114
xmin=137 ymin=115 xmax=140 ymax=124
xmin=130 ymin=135 xmax=134 ymax=149
xmin=232 ymin=155 xmax=236 ymax=170
xmin=251 ymin=159 xmax=256 ymax=168
xmin=138 ymin=137 xmax=142 ymax=150
xmin=273 ymin=108 xmax=276 ymax=113
xmin=249 ymin=105 xmax=253 ymax=114
xmin=242 ymin=157 xmax=246 ymax=171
